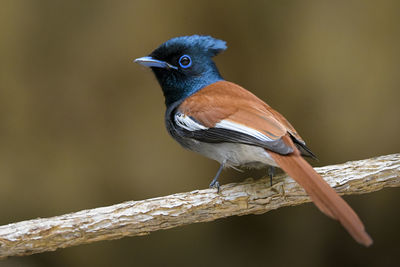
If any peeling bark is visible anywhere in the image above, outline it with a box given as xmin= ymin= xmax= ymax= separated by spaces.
xmin=0 ymin=154 xmax=399 ymax=259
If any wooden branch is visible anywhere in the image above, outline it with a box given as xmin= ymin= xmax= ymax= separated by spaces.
xmin=0 ymin=154 xmax=399 ymax=259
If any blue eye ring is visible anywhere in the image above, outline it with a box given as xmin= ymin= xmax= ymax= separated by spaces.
xmin=179 ymin=55 xmax=192 ymax=68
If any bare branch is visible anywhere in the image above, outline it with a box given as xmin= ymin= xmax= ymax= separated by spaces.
xmin=0 ymin=154 xmax=399 ymax=259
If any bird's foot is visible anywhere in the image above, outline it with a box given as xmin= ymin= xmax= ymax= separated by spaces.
xmin=209 ymin=180 xmax=220 ymax=193
xmin=268 ymin=166 xmax=275 ymax=187
xmin=209 ymin=162 xmax=224 ymax=193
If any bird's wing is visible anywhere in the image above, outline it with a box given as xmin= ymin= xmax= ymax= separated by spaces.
xmin=174 ymin=81 xmax=303 ymax=155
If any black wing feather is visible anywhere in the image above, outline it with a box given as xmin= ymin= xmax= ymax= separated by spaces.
xmin=177 ymin=126 xmax=293 ymax=155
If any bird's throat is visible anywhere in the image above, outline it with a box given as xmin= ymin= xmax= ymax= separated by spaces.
xmin=160 ymin=74 xmax=223 ymax=107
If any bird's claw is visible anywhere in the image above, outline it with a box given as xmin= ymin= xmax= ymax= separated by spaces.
xmin=209 ymin=180 xmax=220 ymax=193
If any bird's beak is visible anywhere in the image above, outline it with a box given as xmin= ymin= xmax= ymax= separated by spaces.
xmin=134 ymin=56 xmax=178 ymax=70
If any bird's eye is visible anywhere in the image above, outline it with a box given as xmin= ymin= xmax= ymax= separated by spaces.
xmin=178 ymin=55 xmax=192 ymax=68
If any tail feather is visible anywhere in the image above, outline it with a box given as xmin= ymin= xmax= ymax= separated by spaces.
xmin=270 ymin=137 xmax=373 ymax=246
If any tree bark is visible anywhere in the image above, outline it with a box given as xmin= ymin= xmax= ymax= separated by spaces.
xmin=0 ymin=154 xmax=399 ymax=259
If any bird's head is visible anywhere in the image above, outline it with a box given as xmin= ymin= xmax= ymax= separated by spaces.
xmin=135 ymin=35 xmax=227 ymax=106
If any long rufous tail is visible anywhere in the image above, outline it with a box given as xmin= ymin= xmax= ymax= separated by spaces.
xmin=269 ymin=136 xmax=373 ymax=246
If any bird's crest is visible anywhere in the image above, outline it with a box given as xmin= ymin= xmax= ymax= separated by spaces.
xmin=151 ymin=35 xmax=227 ymax=59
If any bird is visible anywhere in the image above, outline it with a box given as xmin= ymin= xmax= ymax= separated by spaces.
xmin=134 ymin=35 xmax=372 ymax=246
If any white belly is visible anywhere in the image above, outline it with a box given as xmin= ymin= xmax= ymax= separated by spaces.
xmin=186 ymin=139 xmax=278 ymax=168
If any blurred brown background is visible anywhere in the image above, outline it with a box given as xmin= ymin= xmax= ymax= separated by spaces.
xmin=1 ymin=0 xmax=399 ymax=266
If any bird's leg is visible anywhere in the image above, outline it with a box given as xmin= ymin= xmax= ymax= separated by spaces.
xmin=209 ymin=162 xmax=225 ymax=192
xmin=268 ymin=166 xmax=275 ymax=186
